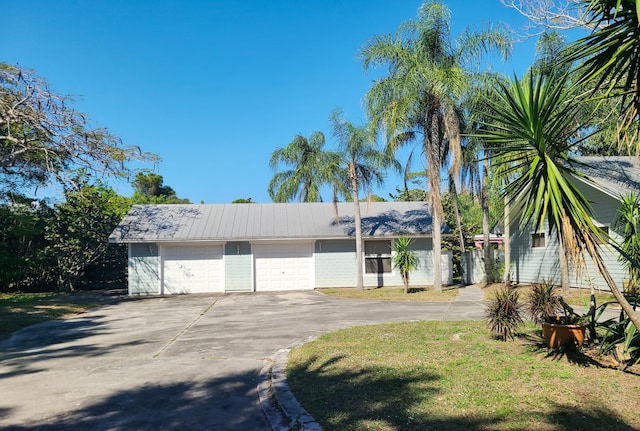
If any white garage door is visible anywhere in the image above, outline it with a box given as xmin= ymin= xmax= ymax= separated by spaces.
xmin=254 ymin=243 xmax=313 ymax=291
xmin=162 ymin=245 xmax=224 ymax=294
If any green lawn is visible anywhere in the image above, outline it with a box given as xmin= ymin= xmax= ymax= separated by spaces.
xmin=482 ymin=283 xmax=618 ymax=307
xmin=0 ymin=292 xmax=96 ymax=340
xmin=287 ymin=320 xmax=640 ymax=431
xmin=318 ymin=286 xmax=459 ymax=301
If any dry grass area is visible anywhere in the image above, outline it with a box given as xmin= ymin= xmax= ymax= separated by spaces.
xmin=288 ymin=321 xmax=640 ymax=431
xmin=318 ymin=286 xmax=459 ymax=301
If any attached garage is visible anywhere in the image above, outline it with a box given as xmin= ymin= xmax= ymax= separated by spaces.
xmin=111 ymin=202 xmax=449 ymax=296
xmin=162 ymin=244 xmax=224 ymax=294
xmin=254 ymin=243 xmax=313 ymax=291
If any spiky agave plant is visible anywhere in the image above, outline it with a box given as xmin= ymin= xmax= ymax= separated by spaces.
xmin=527 ymin=280 xmax=563 ymax=324
xmin=487 ymin=286 xmax=523 ymax=341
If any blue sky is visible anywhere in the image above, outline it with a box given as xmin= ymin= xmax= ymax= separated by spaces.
xmin=2 ymin=1 xmax=561 ymax=203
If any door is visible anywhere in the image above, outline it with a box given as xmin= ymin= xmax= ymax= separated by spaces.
xmin=162 ymin=244 xmax=224 ymax=294
xmin=254 ymin=243 xmax=313 ymax=291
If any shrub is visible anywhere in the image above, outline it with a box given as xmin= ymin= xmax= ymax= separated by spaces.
xmin=486 ymin=286 xmax=523 ymax=341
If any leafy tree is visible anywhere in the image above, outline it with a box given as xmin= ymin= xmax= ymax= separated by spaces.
xmin=131 ymin=172 xmax=190 ymax=204
xmin=0 ymin=194 xmax=53 ymax=291
xmin=393 ymin=237 xmax=419 ymax=294
xmin=45 ymin=177 xmax=130 ymax=291
xmin=616 ymin=193 xmax=640 ymax=294
xmin=330 ymin=110 xmax=399 ymax=290
xmin=565 ymin=0 xmax=640 ymax=153
xmin=476 ymin=72 xmax=640 ymax=333
xmin=389 ymin=187 xmax=427 ymax=202
xmin=360 ymin=1 xmax=511 ymax=291
xmin=268 ymin=132 xmax=341 ymax=203
xmin=232 ymin=198 xmax=253 ymax=203
xmin=0 ymin=63 xmax=155 ymax=191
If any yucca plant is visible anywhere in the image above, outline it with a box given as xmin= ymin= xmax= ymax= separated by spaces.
xmin=486 ymin=286 xmax=523 ymax=341
xmin=526 ymin=280 xmax=563 ymax=324
xmin=475 ymin=71 xmax=640 ymax=334
xmin=392 ymin=236 xmax=418 ymax=294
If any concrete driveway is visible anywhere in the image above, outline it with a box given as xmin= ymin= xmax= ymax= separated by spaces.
xmin=0 ymin=288 xmax=485 ymax=430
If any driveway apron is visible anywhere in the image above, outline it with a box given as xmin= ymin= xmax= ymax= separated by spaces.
xmin=0 ymin=287 xmax=485 ymax=430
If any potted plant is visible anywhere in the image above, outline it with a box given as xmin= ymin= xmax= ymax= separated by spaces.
xmin=526 ymin=281 xmax=588 ymax=349
xmin=541 ymin=313 xmax=588 ymax=349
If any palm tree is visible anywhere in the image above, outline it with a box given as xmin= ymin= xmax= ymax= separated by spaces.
xmin=566 ymin=0 xmax=640 ymax=153
xmin=330 ymin=110 xmax=399 ymax=290
xmin=268 ymin=132 xmax=340 ymax=202
xmin=360 ymin=1 xmax=511 ymax=291
xmin=476 ymin=72 xmax=640 ymax=332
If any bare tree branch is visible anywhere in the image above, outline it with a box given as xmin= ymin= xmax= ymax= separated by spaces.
xmin=500 ymin=0 xmax=592 ymax=37
xmin=0 ymin=63 xmax=157 ymax=190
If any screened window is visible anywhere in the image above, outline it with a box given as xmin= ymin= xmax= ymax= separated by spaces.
xmin=365 ymin=240 xmax=392 ymax=274
xmin=531 ymin=233 xmax=545 ymax=248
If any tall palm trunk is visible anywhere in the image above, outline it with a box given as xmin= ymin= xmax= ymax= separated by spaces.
xmin=425 ymin=115 xmax=443 ymax=292
xmin=449 ymin=174 xmax=466 ymax=255
xmin=482 ymin=157 xmax=493 ymax=284
xmin=350 ymin=164 xmax=364 ymax=290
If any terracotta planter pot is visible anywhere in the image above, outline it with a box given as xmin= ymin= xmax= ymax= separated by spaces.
xmin=541 ymin=319 xmax=587 ymax=349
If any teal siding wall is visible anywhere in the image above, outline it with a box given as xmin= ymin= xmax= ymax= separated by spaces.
xmin=315 ymin=237 xmax=446 ymax=288
xmin=510 ymin=179 xmax=629 ymax=290
xmin=510 ymin=219 xmax=562 ymax=286
xmin=225 ymin=242 xmax=253 ymax=292
xmin=128 ymin=243 xmax=160 ymax=295
xmin=571 ymin=181 xmax=628 ymax=290
xmin=315 ymin=240 xmax=357 ymax=288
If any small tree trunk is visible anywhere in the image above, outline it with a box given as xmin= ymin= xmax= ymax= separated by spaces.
xmin=503 ymin=195 xmax=511 ymax=286
xmin=558 ymin=238 xmax=571 ymax=294
xmin=482 ymin=157 xmax=493 ymax=284
xmin=432 ymin=207 xmax=443 ymax=292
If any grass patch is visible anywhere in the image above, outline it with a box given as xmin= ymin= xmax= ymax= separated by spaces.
xmin=483 ymin=283 xmax=617 ymax=307
xmin=287 ymin=321 xmax=640 ymax=431
xmin=0 ymin=292 xmax=96 ymax=340
xmin=318 ymin=286 xmax=459 ymax=301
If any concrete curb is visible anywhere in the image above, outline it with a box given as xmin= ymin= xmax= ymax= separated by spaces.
xmin=259 ymin=344 xmax=324 ymax=431
xmin=257 ymin=286 xmax=486 ymax=431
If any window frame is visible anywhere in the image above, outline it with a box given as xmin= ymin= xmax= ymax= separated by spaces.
xmin=531 ymin=232 xmax=546 ymax=248
xmin=364 ymin=239 xmax=394 ymax=275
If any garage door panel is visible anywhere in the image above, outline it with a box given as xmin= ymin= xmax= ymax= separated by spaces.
xmin=163 ymin=245 xmax=224 ymax=294
xmin=254 ymin=243 xmax=313 ymax=291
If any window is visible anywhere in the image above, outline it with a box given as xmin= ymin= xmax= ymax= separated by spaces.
xmin=595 ymin=226 xmax=609 ymax=244
xmin=531 ymin=233 xmax=545 ymax=248
xmin=365 ymin=240 xmax=392 ymax=274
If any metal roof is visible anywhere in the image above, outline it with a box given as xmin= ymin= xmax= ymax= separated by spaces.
xmin=573 ymin=156 xmax=640 ymax=198
xmin=109 ymin=202 xmax=441 ymax=243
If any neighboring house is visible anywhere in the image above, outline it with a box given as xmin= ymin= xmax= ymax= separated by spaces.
xmin=510 ymin=156 xmax=640 ymax=290
xmin=109 ymin=202 xmax=453 ymax=296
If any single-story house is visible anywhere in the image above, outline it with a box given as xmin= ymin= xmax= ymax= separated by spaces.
xmin=109 ymin=202 xmax=453 ymax=296
xmin=510 ymin=156 xmax=640 ymax=290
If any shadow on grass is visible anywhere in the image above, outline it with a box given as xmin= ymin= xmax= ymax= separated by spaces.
xmin=0 ymin=370 xmax=271 ymax=431
xmin=515 ymin=330 xmax=640 ymax=374
xmin=288 ymin=354 xmax=637 ymax=431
